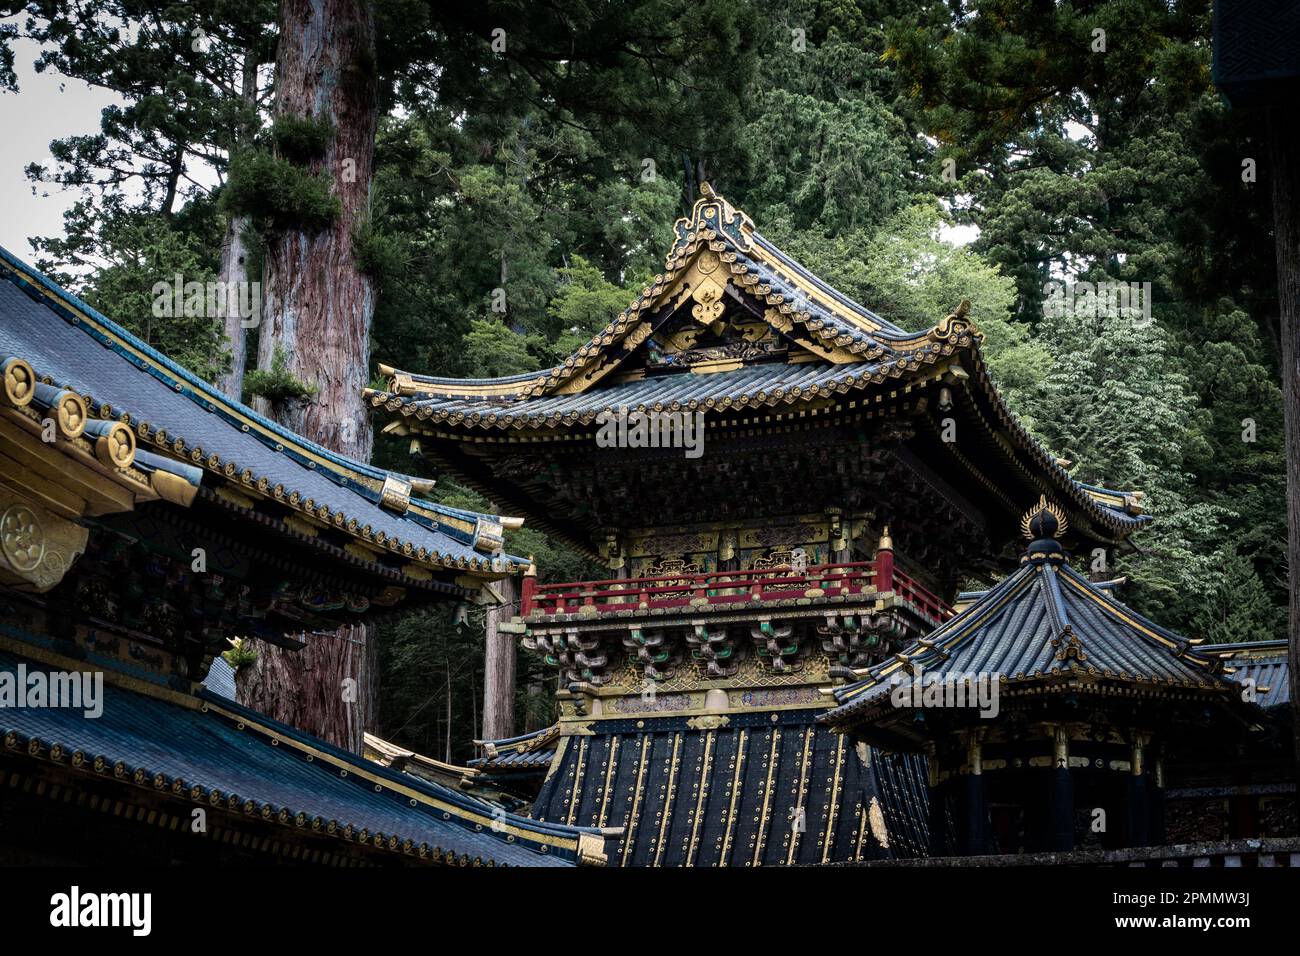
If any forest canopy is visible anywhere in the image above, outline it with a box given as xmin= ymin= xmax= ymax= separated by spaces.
xmin=1 ymin=0 xmax=1284 ymax=761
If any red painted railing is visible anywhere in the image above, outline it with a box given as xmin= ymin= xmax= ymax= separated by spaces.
xmin=520 ymin=557 xmax=953 ymax=625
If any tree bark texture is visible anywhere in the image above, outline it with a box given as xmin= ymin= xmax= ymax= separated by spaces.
xmin=254 ymin=0 xmax=377 ymax=458
xmin=238 ymin=0 xmax=379 ymax=754
xmin=213 ymin=215 xmax=253 ymax=398
xmin=213 ymin=50 xmax=261 ymax=400
xmin=482 ymin=576 xmax=518 ymax=741
xmin=1267 ymin=105 xmax=1300 ymax=815
xmin=235 ymin=626 xmax=369 ymax=754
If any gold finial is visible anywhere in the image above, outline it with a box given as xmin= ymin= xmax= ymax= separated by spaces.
xmin=699 ymin=181 xmax=716 ymax=200
xmin=1020 ymin=495 xmax=1068 ymax=540
xmin=878 ymin=525 xmax=893 ymax=551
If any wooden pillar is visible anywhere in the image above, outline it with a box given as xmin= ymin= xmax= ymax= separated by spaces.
xmin=924 ymin=742 xmax=950 ymax=855
xmin=519 ymin=557 xmax=536 ymax=617
xmin=1264 ymin=104 xmax=1300 ymax=833
xmin=1151 ymin=756 xmax=1166 ymax=845
xmin=482 ymin=574 xmax=519 ymax=742
xmin=962 ymin=729 xmax=990 ymax=855
xmin=1228 ymin=763 xmax=1258 ymax=839
xmin=875 ymin=527 xmax=894 ymax=593
xmin=1048 ymin=724 xmax=1075 ymax=851
xmin=1127 ymin=733 xmax=1151 ymax=847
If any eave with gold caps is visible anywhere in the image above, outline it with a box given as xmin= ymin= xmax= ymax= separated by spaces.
xmin=0 ymin=352 xmax=201 ymax=594
xmin=822 ymin=497 xmax=1250 ymax=745
xmin=368 ymin=185 xmax=1150 ymax=558
xmin=0 ymin=632 xmax=606 ymax=867
xmin=0 ymin=246 xmax=528 ymax=595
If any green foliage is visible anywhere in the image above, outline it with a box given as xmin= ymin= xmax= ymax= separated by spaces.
xmin=21 ymin=0 xmax=1290 ymax=760
xmin=16 ymin=0 xmax=275 ymax=215
xmin=271 ymin=115 xmax=334 ymax=164
xmin=242 ymin=345 xmax=318 ymax=405
xmin=1192 ymin=549 xmax=1286 ymax=645
xmin=881 ymin=0 xmax=1286 ymax=638
xmin=34 ymin=196 xmax=231 ymax=382
xmin=461 ymin=319 xmax=549 ymax=378
xmin=544 ymin=257 xmax=642 ymax=360
xmin=741 ymin=88 xmax=911 ymax=235
xmin=352 ymin=218 xmax=408 ymax=283
xmin=222 ymin=149 xmax=340 ymax=235
xmin=222 ymin=638 xmax=259 ymax=670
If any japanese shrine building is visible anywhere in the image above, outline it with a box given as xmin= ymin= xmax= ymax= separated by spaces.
xmin=370 ymin=186 xmax=1292 ymax=864
xmin=0 ymin=246 xmax=606 ymax=867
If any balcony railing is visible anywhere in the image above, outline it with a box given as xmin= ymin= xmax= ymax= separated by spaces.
xmin=520 ymin=557 xmax=953 ymax=627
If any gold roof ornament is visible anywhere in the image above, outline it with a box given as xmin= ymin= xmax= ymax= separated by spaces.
xmin=1020 ymin=495 xmax=1069 ymax=540
xmin=379 ymin=474 xmax=412 ymax=514
xmin=2 ymin=357 xmax=34 ymax=407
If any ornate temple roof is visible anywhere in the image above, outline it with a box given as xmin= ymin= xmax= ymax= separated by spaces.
xmin=0 ymin=643 xmax=603 ymax=866
xmin=471 ymin=724 xmax=561 ymax=771
xmin=1201 ymin=640 xmax=1290 ymax=710
xmin=0 ymin=247 xmax=526 ymax=582
xmin=368 ymin=186 xmax=1149 ymax=548
xmin=824 ymin=500 xmax=1234 ymax=732
xmin=530 ymin=710 xmax=932 ymax=866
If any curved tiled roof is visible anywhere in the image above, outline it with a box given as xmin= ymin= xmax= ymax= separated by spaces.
xmin=471 ymin=724 xmax=560 ymax=770
xmin=373 ymin=344 xmax=1149 ymax=539
xmin=531 ymin=710 xmax=932 ymax=865
xmin=378 ymin=186 xmax=944 ymax=404
xmin=370 ymin=187 xmax=1151 ymax=543
xmin=0 ymin=646 xmax=600 ymax=866
xmin=825 ymin=551 xmax=1231 ymax=726
xmin=0 ymin=247 xmax=526 ymax=577
xmin=1200 ymin=640 xmax=1290 ymax=710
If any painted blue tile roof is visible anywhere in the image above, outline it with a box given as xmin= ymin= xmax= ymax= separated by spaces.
xmin=0 ymin=247 xmax=525 ymax=572
xmin=398 ymin=359 xmax=884 ymax=419
xmin=1201 ymin=641 xmax=1290 ymax=710
xmin=203 ymin=655 xmax=237 ymax=701
xmin=530 ymin=710 xmax=932 ymax=865
xmin=826 ymin=556 xmax=1230 ymax=724
xmin=470 ymin=724 xmax=559 ymax=770
xmin=0 ymin=649 xmax=587 ymax=865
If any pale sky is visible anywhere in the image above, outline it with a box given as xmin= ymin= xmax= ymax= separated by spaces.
xmin=0 ymin=26 xmax=978 ymax=264
xmin=0 ymin=36 xmax=122 ymax=259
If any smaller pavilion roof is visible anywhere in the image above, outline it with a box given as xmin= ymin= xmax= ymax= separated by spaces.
xmin=824 ymin=499 xmax=1233 ymax=728
xmin=1200 ymin=640 xmax=1290 ymax=710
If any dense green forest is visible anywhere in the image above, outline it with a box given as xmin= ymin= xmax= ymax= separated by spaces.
xmin=2 ymin=0 xmax=1285 ymax=761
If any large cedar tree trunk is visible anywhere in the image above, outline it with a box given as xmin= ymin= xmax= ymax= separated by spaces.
xmin=213 ymin=50 xmax=261 ymax=399
xmin=237 ymin=0 xmax=379 ymax=754
xmin=1269 ymin=106 xmax=1300 ymax=815
xmin=482 ymin=576 xmax=518 ymax=741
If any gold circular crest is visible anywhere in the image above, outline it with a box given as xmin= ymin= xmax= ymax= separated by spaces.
xmin=2 ymin=358 xmax=35 ymax=407
xmin=1 ymin=504 xmax=45 ymax=572
xmin=56 ymin=392 xmax=88 ymax=438
xmin=96 ymin=421 xmax=137 ymax=469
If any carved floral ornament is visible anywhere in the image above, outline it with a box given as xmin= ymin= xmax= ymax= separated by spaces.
xmin=1 ymin=328 xmax=505 ymax=576
xmin=1 ymin=504 xmax=42 ymax=571
xmin=0 ymin=493 xmax=88 ymax=593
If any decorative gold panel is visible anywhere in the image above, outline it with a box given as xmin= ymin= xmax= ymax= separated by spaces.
xmin=0 ymin=485 xmax=89 ymax=593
